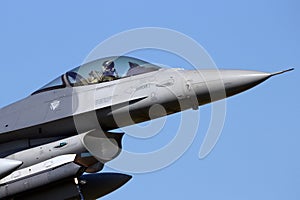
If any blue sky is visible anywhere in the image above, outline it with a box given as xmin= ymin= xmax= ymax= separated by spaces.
xmin=0 ymin=1 xmax=299 ymax=199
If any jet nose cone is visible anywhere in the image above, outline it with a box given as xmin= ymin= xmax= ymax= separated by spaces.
xmin=181 ymin=68 xmax=293 ymax=107
xmin=220 ymin=70 xmax=271 ymax=96
xmin=219 ymin=68 xmax=293 ymax=97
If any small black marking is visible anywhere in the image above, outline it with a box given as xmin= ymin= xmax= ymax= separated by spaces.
xmin=54 ymin=142 xmax=68 ymax=148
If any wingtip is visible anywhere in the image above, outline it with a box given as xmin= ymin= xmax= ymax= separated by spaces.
xmin=271 ymin=68 xmax=294 ymax=76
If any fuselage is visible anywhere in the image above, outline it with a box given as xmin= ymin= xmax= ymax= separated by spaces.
xmin=1 ymin=56 xmax=291 ymax=158
xmin=0 ymin=66 xmax=276 ymax=157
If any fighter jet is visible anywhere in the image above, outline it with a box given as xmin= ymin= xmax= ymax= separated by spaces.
xmin=0 ymin=56 xmax=293 ymax=199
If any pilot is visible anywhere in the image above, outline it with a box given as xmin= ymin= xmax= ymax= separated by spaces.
xmin=101 ymin=60 xmax=119 ymax=82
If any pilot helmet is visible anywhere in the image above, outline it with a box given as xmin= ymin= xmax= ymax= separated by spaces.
xmin=103 ymin=60 xmax=115 ymax=69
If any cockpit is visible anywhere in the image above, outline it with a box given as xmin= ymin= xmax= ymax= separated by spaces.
xmin=32 ymin=56 xmax=161 ymax=95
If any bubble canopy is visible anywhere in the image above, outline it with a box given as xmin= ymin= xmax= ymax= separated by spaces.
xmin=32 ymin=56 xmax=161 ymax=95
